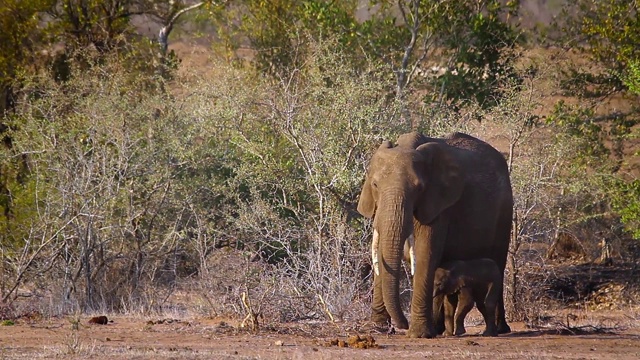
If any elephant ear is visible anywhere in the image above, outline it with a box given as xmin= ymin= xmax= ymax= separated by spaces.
xmin=357 ymin=175 xmax=376 ymax=218
xmin=357 ymin=140 xmax=393 ymax=218
xmin=415 ymin=142 xmax=464 ymax=224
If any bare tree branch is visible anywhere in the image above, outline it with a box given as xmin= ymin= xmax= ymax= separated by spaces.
xmin=158 ymin=1 xmax=221 ymax=55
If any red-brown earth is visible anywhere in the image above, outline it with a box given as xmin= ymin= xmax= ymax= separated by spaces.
xmin=1 ymin=308 xmax=639 ymax=359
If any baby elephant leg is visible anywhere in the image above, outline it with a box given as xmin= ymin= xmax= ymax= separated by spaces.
xmin=479 ymin=284 xmax=500 ymax=337
xmin=454 ymin=288 xmax=474 ymax=336
xmin=443 ymin=294 xmax=457 ymax=336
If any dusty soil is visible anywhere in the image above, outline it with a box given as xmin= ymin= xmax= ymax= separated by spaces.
xmin=1 ymin=311 xmax=639 ymax=359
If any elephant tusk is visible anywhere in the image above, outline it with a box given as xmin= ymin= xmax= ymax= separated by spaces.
xmin=408 ymin=234 xmax=416 ymax=276
xmin=371 ymin=229 xmax=380 ymax=276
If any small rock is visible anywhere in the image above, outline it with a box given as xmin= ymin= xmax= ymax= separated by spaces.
xmin=88 ymin=316 xmax=108 ymax=325
xmin=274 ymin=340 xmax=284 ymax=346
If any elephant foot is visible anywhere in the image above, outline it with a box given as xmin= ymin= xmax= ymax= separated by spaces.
xmin=435 ymin=318 xmax=446 ymax=335
xmin=454 ymin=327 xmax=466 ymax=336
xmin=497 ymin=322 xmax=511 ymax=334
xmin=443 ymin=330 xmax=454 ymax=337
xmin=407 ymin=321 xmax=435 ymax=338
xmin=482 ymin=328 xmax=498 ymax=337
xmin=371 ymin=312 xmax=391 ymax=330
xmin=394 ymin=317 xmax=409 ymax=330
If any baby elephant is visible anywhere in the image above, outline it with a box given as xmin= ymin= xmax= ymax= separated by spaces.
xmin=433 ymin=258 xmax=503 ymax=337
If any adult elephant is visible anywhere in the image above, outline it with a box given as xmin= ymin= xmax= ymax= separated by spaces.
xmin=358 ymin=131 xmax=512 ymax=338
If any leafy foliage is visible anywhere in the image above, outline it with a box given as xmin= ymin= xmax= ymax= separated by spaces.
xmin=209 ymin=0 xmax=521 ymax=111
xmin=621 ymin=59 xmax=640 ymax=95
xmin=611 ymin=179 xmax=640 ymax=239
xmin=613 ymin=59 xmax=640 ymax=240
xmin=4 ymin=54 xmax=178 ymax=308
xmin=549 ymin=0 xmax=640 ymax=241
xmin=558 ymin=0 xmax=640 ymax=96
xmin=47 ymin=0 xmax=134 ymax=52
xmin=0 ymin=0 xmax=53 ymax=111
xmin=0 ymin=38 xmax=395 ymax=315
xmin=572 ymin=0 xmax=640 ymax=69
xmin=398 ymin=0 xmax=521 ymax=108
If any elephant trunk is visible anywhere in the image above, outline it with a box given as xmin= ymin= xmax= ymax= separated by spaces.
xmin=376 ymin=192 xmax=413 ymax=330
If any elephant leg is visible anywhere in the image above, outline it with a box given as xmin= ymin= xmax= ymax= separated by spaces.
xmin=482 ymin=284 xmax=500 ymax=337
xmin=496 ymin=205 xmax=512 ymax=334
xmin=435 ymin=306 xmax=446 ymax=335
xmin=474 ymin=296 xmax=497 ymax=336
xmin=371 ymin=272 xmax=391 ymax=328
xmin=496 ymin=296 xmax=511 ymax=334
xmin=443 ymin=294 xmax=457 ymax=336
xmin=453 ymin=289 xmax=474 ymax=336
xmin=407 ymin=221 xmax=447 ymax=338
xmin=481 ymin=306 xmax=498 ymax=337
xmin=432 ymin=294 xmax=446 ymax=335
xmin=475 ymin=298 xmax=487 ymax=319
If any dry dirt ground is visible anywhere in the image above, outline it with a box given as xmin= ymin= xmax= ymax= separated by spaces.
xmin=1 ymin=311 xmax=640 ymax=359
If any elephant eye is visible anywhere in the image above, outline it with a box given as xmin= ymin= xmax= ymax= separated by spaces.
xmin=372 ymin=181 xmax=378 ymax=189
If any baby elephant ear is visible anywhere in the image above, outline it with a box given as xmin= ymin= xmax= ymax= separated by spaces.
xmin=415 ymin=143 xmax=464 ymax=224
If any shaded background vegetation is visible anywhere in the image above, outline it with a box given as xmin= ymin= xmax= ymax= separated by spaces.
xmin=0 ymin=0 xmax=639 ymax=326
